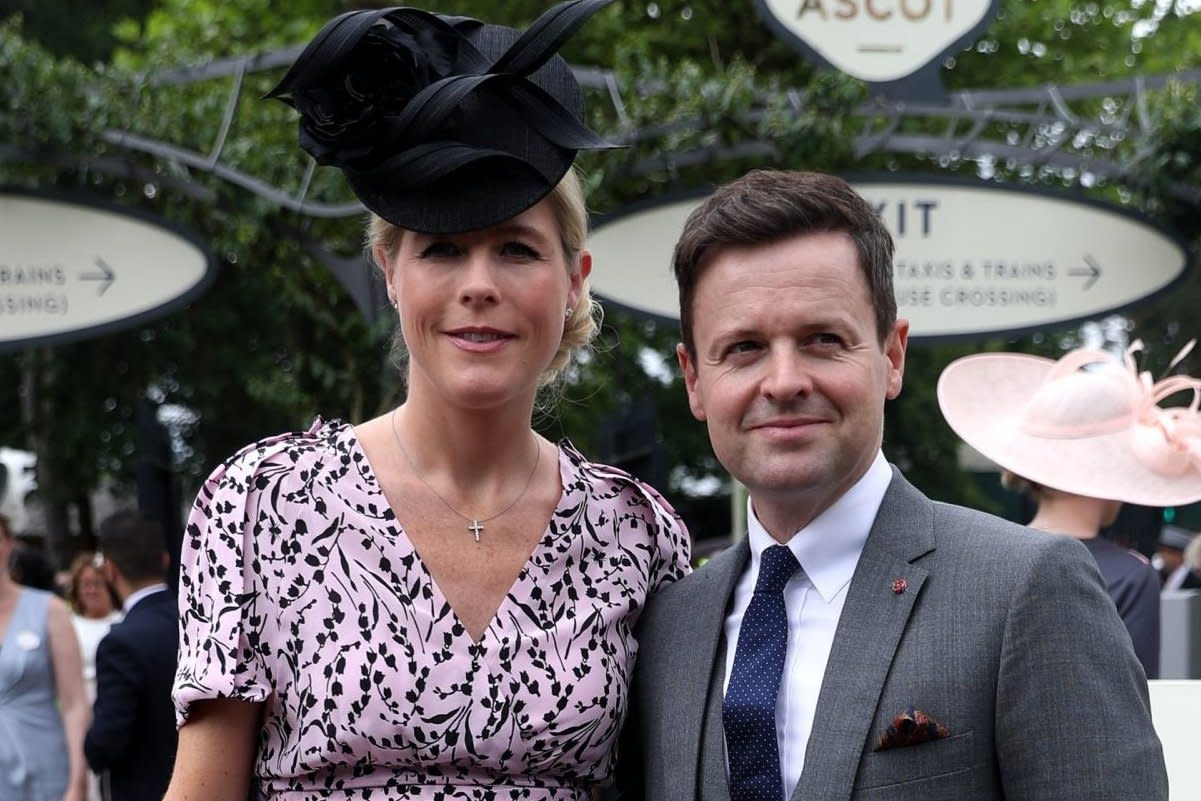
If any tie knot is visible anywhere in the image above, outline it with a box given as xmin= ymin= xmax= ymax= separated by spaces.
xmin=755 ymin=545 xmax=799 ymax=595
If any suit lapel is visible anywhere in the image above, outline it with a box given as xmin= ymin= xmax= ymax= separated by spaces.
xmin=793 ymin=471 xmax=935 ymax=801
xmin=699 ymin=636 xmax=731 ymax=801
xmin=672 ymin=539 xmax=747 ymax=801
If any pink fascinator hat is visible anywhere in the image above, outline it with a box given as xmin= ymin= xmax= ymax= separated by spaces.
xmin=936 ymin=340 xmax=1201 ymax=506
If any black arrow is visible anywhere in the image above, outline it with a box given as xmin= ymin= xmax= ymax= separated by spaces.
xmin=79 ymin=257 xmax=115 ymax=295
xmin=1068 ymin=255 xmax=1101 ymax=290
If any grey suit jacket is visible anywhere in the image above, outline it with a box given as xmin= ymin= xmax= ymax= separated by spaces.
xmin=618 ymin=469 xmax=1167 ymax=801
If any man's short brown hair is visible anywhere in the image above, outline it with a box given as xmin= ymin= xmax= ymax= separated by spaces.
xmin=672 ymin=170 xmax=896 ymax=356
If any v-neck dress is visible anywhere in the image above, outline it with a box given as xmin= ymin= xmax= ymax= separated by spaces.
xmin=173 ymin=418 xmax=691 ymax=800
xmin=0 ymin=588 xmax=69 ymax=801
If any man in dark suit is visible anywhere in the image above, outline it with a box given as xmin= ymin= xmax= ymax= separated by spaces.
xmin=84 ymin=508 xmax=179 ymax=801
xmin=619 ymin=170 xmax=1167 ymax=800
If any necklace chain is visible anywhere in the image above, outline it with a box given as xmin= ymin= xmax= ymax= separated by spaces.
xmin=390 ymin=410 xmax=541 ymax=543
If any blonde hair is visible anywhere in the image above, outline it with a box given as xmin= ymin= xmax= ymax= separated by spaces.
xmin=1185 ymin=530 xmax=1201 ymax=571
xmin=367 ymin=168 xmax=599 ymax=388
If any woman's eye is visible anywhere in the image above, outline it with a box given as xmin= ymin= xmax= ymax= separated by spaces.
xmin=500 ymin=241 xmax=540 ymax=259
xmin=419 ymin=241 xmax=459 ymax=258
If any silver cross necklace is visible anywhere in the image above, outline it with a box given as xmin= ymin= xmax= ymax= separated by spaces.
xmin=390 ymin=409 xmax=541 ymax=543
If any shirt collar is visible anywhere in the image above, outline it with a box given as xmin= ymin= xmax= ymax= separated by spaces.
xmin=746 ymin=451 xmax=892 ymax=602
xmin=123 ymin=583 xmax=168 ymax=613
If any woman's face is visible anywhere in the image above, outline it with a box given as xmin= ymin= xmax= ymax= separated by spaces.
xmin=76 ymin=565 xmax=114 ymax=617
xmin=384 ymin=199 xmax=590 ymax=410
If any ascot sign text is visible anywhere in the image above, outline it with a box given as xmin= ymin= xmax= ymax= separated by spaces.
xmin=755 ymin=0 xmax=999 ymax=84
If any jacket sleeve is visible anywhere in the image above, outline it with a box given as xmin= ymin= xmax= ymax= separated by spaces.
xmin=994 ymin=535 xmax=1167 ymax=800
xmin=84 ymin=628 xmax=142 ymax=771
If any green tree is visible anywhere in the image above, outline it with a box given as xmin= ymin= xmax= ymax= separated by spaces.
xmin=0 ymin=0 xmax=156 ymax=63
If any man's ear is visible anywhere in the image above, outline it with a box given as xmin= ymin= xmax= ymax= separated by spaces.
xmin=884 ymin=319 xmax=909 ymax=400
xmin=677 ymin=343 xmax=707 ymax=422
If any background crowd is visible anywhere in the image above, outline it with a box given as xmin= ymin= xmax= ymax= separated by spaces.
xmin=2 ymin=510 xmax=178 ymax=801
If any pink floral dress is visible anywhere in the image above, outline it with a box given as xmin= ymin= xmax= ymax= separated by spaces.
xmin=173 ymin=419 xmax=690 ymax=800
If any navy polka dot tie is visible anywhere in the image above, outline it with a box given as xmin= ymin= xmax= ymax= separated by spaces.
xmin=724 ymin=544 xmax=800 ymax=801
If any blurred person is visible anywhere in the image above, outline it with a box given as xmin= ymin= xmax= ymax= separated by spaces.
xmin=620 ymin=169 xmax=1166 ymax=801
xmin=939 ymin=341 xmax=1201 ymax=679
xmin=1179 ymin=528 xmax=1201 ymax=590
xmin=10 ymin=540 xmax=58 ymax=593
xmin=0 ymin=513 xmax=90 ymax=801
xmin=67 ymin=553 xmax=123 ymax=697
xmin=1158 ymin=524 xmax=1201 ymax=590
xmin=163 ymin=3 xmax=690 ymax=800
xmin=68 ymin=552 xmax=123 ymax=801
xmin=83 ymin=509 xmax=176 ymax=801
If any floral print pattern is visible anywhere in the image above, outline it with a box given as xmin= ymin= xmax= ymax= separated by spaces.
xmin=173 ymin=419 xmax=689 ymax=800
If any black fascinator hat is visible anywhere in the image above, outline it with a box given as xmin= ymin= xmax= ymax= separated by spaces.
xmin=267 ymin=0 xmax=617 ymax=234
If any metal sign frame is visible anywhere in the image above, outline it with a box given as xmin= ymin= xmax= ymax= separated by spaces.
xmin=0 ymin=187 xmax=218 ymax=351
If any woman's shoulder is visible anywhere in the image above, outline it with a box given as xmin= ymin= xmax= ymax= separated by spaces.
xmin=189 ymin=417 xmax=367 ymax=525
xmin=204 ymin=417 xmax=356 ymax=487
xmin=13 ymin=585 xmax=54 ymax=610
xmin=559 ymin=440 xmax=679 ymax=519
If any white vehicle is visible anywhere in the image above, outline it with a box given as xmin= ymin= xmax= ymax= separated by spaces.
xmin=0 ymin=447 xmax=37 ymax=534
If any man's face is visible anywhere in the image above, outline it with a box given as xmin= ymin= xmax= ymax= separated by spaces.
xmin=677 ymin=231 xmax=907 ymax=540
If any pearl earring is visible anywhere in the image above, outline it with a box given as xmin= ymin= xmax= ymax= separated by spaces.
xmin=564 ymin=306 xmax=574 ymax=319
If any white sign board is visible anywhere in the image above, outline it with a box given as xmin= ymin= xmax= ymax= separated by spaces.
xmin=1148 ymin=680 xmax=1201 ymax=801
xmin=754 ymin=0 xmax=999 ymax=87
xmin=587 ymin=176 xmax=1192 ymax=342
xmin=0 ymin=191 xmax=216 ymax=350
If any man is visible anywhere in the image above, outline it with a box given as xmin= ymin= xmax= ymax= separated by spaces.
xmin=620 ymin=170 xmax=1166 ymax=800
xmin=1157 ymin=524 xmax=1201 ymax=590
xmin=84 ymin=508 xmax=179 ymax=801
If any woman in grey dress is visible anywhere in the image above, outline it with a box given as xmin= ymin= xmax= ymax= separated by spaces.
xmin=0 ymin=514 xmax=89 ymax=801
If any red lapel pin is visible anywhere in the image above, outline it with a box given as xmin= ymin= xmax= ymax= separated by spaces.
xmin=891 ymin=578 xmax=908 ymax=594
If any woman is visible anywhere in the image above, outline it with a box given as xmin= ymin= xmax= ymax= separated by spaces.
xmin=68 ymin=553 xmax=123 ymax=698
xmin=937 ymin=341 xmax=1201 ymax=679
xmin=165 ymin=2 xmax=690 ymax=799
xmin=0 ymin=515 xmax=90 ymax=801
xmin=67 ymin=553 xmax=122 ymax=801
xmin=994 ymin=468 xmax=1163 ymax=676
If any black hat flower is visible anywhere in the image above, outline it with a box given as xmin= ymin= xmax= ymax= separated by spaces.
xmin=267 ymin=0 xmax=618 ymax=234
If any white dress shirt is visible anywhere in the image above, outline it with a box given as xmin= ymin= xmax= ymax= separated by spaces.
xmin=722 ymin=451 xmax=892 ymax=798
xmin=122 ymin=583 xmax=168 ymax=614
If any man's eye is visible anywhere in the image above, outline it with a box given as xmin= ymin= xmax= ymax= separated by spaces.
xmin=813 ymin=333 xmax=843 ymax=346
xmin=727 ymin=341 xmax=760 ymax=354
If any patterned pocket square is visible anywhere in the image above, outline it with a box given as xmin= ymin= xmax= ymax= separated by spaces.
xmin=874 ymin=706 xmax=951 ymax=752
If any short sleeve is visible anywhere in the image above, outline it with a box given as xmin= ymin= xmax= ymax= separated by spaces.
xmin=172 ymin=435 xmax=291 ymax=725
xmin=634 ymin=478 xmax=692 ymax=593
xmin=569 ymin=444 xmax=692 ymax=593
